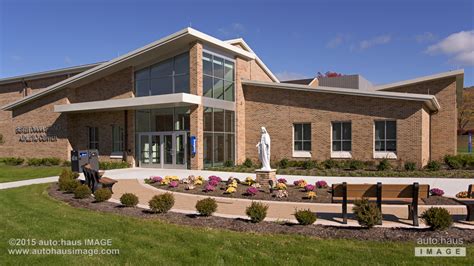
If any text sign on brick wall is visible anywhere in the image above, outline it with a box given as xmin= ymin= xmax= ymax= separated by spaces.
xmin=15 ymin=125 xmax=60 ymax=143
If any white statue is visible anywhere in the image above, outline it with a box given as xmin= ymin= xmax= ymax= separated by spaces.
xmin=256 ymin=127 xmax=271 ymax=171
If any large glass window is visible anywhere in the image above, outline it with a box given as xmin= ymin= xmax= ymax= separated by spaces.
xmin=294 ymin=123 xmax=311 ymax=151
xmin=135 ymin=52 xmax=189 ymax=97
xmin=332 ymin=122 xmax=351 ymax=152
xmin=203 ymin=108 xmax=235 ymax=167
xmin=135 ymin=108 xmax=190 ymax=133
xmin=112 ymin=125 xmax=124 ymax=152
xmin=375 ymin=121 xmax=397 ymax=152
xmin=202 ymin=52 xmax=235 ymax=101
xmin=88 ymin=127 xmax=99 ymax=150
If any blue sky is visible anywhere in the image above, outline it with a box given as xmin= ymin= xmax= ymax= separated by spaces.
xmin=1 ymin=0 xmax=473 ymax=86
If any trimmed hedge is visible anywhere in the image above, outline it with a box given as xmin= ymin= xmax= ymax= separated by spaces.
xmin=421 ymin=207 xmax=452 ymax=230
xmin=99 ymin=161 xmax=129 ymax=170
xmin=27 ymin=157 xmax=61 ymax=166
xmin=195 ymin=198 xmax=217 ymax=216
xmin=120 ymin=193 xmax=139 ymax=207
xmin=3 ymin=157 xmax=24 ymax=166
xmin=94 ymin=188 xmax=112 ymax=202
xmin=294 ymin=209 xmax=317 ymax=225
xmin=149 ymin=193 xmax=175 ymax=213
xmin=352 ymin=198 xmax=382 ymax=228
xmin=245 ymin=202 xmax=268 ymax=223
xmin=74 ymin=185 xmax=91 ymax=199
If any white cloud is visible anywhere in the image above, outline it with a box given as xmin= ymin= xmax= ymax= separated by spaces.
xmin=358 ymin=34 xmax=391 ymax=50
xmin=426 ymin=30 xmax=474 ymax=66
xmin=415 ymin=32 xmax=437 ymax=43
xmin=218 ymin=23 xmax=246 ymax=37
xmin=275 ymin=71 xmax=309 ymax=81
xmin=326 ymin=34 xmax=350 ymax=48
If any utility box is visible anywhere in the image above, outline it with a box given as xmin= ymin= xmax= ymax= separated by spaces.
xmin=71 ymin=149 xmax=99 ymax=173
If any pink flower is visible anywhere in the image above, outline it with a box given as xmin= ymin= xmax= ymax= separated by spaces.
xmin=430 ymin=188 xmax=444 ymax=196
xmin=208 ymin=175 xmax=222 ymax=182
xmin=304 ymin=184 xmax=315 ymax=191
xmin=204 ymin=184 xmax=215 ymax=192
xmin=277 ymin=178 xmax=287 ymax=184
xmin=246 ymin=187 xmax=258 ymax=196
xmin=316 ymin=180 xmax=328 ymax=189
xmin=169 ymin=181 xmax=178 ymax=188
xmin=209 ymin=180 xmax=219 ymax=187
xmin=149 ymin=176 xmax=162 ymax=183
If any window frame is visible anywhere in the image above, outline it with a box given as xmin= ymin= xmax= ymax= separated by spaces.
xmin=292 ymin=123 xmax=312 ymax=158
xmin=88 ymin=127 xmax=99 ymax=150
xmin=111 ymin=125 xmax=124 ymax=154
xmin=202 ymin=50 xmax=235 ymax=102
xmin=203 ymin=107 xmax=236 ymax=167
xmin=331 ymin=121 xmax=352 ymax=159
xmin=374 ymin=120 xmax=397 ymax=159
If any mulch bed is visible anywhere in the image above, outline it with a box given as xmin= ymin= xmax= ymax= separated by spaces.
xmin=48 ymin=183 xmax=473 ymax=243
xmin=152 ymin=182 xmax=461 ymax=205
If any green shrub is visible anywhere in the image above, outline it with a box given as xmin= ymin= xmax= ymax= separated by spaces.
xmin=149 ymin=193 xmax=175 ymax=213
xmin=195 ymin=198 xmax=218 ymax=216
xmin=62 ymin=160 xmax=72 ymax=167
xmin=404 ymin=161 xmax=416 ymax=171
xmin=425 ymin=160 xmax=441 ymax=171
xmin=42 ymin=157 xmax=61 ymax=166
xmin=99 ymin=161 xmax=129 ymax=170
xmin=242 ymin=158 xmax=253 ymax=168
xmin=223 ymin=160 xmax=234 ymax=167
xmin=377 ymin=159 xmax=391 ymax=171
xmin=3 ymin=157 xmax=24 ymax=166
xmin=444 ymin=155 xmax=463 ymax=169
xmin=322 ymin=159 xmax=339 ymax=169
xmin=26 ymin=158 xmax=43 ymax=166
xmin=303 ymin=160 xmax=317 ymax=170
xmin=279 ymin=158 xmax=289 ymax=169
xmin=245 ymin=202 xmax=268 ymax=223
xmin=352 ymin=198 xmax=382 ymax=228
xmin=94 ymin=188 xmax=112 ymax=202
xmin=349 ymin=160 xmax=365 ymax=170
xmin=120 ymin=193 xmax=139 ymax=207
xmin=294 ymin=209 xmax=317 ymax=225
xmin=63 ymin=179 xmax=80 ymax=193
xmin=421 ymin=207 xmax=452 ymax=230
xmin=74 ymin=185 xmax=91 ymax=199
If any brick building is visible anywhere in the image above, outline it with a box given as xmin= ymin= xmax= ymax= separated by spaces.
xmin=0 ymin=28 xmax=464 ymax=169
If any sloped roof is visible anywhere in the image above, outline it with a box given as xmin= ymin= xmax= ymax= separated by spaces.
xmin=2 ymin=28 xmax=270 ymax=111
xmin=373 ymin=69 xmax=464 ymax=91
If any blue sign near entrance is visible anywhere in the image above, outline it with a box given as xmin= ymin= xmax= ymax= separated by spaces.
xmin=191 ymin=136 xmax=197 ymax=156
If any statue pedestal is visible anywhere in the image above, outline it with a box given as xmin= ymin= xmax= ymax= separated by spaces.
xmin=255 ymin=169 xmax=277 ymax=189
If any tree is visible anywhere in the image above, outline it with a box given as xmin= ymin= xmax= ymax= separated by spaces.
xmin=458 ymin=88 xmax=474 ymax=133
xmin=317 ymin=71 xmax=343 ymax=79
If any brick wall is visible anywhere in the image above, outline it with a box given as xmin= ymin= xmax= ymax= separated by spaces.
xmin=189 ymin=41 xmax=203 ymax=170
xmin=383 ymin=77 xmax=457 ymax=161
xmin=244 ymin=85 xmax=427 ymax=167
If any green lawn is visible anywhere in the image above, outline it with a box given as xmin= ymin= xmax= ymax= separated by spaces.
xmin=0 ymin=163 xmax=66 ymax=183
xmin=0 ymin=184 xmax=472 ymax=265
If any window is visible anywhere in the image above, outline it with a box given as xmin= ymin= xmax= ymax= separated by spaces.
xmin=134 ymin=52 xmax=189 ymax=97
xmin=88 ymin=127 xmax=99 ymax=150
xmin=375 ymin=120 xmax=397 ymax=153
xmin=332 ymin=122 xmax=351 ymax=151
xmin=203 ymin=108 xmax=235 ymax=167
xmin=112 ymin=125 xmax=124 ymax=153
xmin=202 ymin=52 xmax=235 ymax=101
xmin=293 ymin=124 xmax=311 ymax=156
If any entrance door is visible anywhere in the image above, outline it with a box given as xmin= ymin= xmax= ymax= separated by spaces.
xmin=138 ymin=132 xmax=187 ymax=168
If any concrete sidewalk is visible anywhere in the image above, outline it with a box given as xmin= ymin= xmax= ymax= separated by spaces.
xmin=110 ymin=179 xmax=474 ymax=229
xmin=0 ymin=176 xmax=59 ymax=190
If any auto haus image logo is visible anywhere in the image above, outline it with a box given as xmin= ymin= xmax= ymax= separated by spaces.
xmin=415 ymin=237 xmax=466 ymax=257
xmin=15 ymin=125 xmax=59 ymax=143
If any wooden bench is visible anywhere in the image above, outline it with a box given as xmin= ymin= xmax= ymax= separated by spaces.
xmin=455 ymin=184 xmax=474 ymax=221
xmin=332 ymin=182 xmax=430 ymax=226
xmin=83 ymin=167 xmax=118 ymax=193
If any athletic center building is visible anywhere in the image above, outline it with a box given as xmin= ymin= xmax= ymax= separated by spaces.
xmin=0 ymin=28 xmax=464 ymax=169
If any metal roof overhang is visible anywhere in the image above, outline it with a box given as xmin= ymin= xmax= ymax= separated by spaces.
xmin=54 ymin=93 xmax=235 ymax=113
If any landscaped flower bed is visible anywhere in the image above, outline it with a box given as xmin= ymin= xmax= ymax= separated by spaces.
xmin=148 ymin=175 xmax=461 ymax=205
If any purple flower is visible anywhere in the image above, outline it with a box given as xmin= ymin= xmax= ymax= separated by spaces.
xmin=208 ymin=175 xmax=222 ymax=183
xmin=430 ymin=188 xmax=444 ymax=197
xmin=316 ymin=180 xmax=328 ymax=189
xmin=209 ymin=180 xmax=219 ymax=187
xmin=293 ymin=180 xmax=300 ymax=186
xmin=304 ymin=184 xmax=315 ymax=191
xmin=149 ymin=176 xmax=162 ymax=183
xmin=277 ymin=178 xmax=287 ymax=184
xmin=246 ymin=187 xmax=258 ymax=196
xmin=169 ymin=181 xmax=178 ymax=188
xmin=204 ymin=184 xmax=215 ymax=192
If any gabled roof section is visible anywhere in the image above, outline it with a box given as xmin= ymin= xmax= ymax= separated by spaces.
xmin=2 ymin=28 xmax=256 ymax=111
xmin=0 ymin=62 xmax=103 ymax=85
xmin=242 ymin=79 xmax=440 ymax=112
xmin=373 ymin=69 xmax=464 ymax=91
xmin=224 ymin=38 xmax=279 ymax=83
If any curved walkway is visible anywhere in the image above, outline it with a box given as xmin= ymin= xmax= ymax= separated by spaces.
xmin=111 ymin=179 xmax=474 ymax=229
